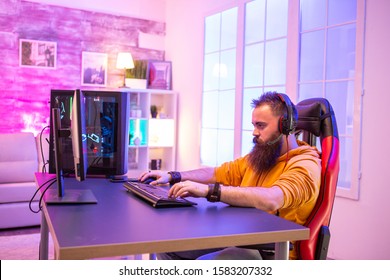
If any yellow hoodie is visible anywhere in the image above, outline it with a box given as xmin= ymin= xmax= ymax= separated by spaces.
xmin=214 ymin=140 xmax=321 ymax=259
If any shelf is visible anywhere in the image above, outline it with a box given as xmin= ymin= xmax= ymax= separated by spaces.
xmin=124 ymin=89 xmax=177 ymax=177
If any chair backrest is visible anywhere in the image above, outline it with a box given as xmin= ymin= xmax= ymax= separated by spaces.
xmin=294 ymin=98 xmax=340 ymax=260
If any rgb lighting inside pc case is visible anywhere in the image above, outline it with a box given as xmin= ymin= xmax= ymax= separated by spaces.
xmin=49 ymin=89 xmax=129 ymax=178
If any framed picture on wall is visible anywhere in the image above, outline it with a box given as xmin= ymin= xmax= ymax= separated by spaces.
xmin=147 ymin=60 xmax=172 ymax=90
xmin=81 ymin=52 xmax=107 ymax=87
xmin=19 ymin=39 xmax=57 ymax=69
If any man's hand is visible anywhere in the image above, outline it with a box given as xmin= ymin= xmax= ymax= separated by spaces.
xmin=138 ymin=170 xmax=170 ymax=185
xmin=169 ymin=181 xmax=209 ymax=198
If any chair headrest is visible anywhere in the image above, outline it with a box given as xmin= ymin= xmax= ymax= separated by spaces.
xmin=296 ymin=98 xmax=339 ymax=139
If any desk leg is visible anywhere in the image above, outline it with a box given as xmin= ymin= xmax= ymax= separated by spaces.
xmin=39 ymin=212 xmax=49 ymax=260
xmin=274 ymin=241 xmax=289 ymax=260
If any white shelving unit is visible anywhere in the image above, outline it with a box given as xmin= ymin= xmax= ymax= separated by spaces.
xmin=124 ymin=88 xmax=177 ymax=177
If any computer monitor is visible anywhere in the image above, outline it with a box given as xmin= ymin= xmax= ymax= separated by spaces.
xmin=45 ymin=90 xmax=97 ymax=204
xmin=71 ymin=89 xmax=88 ymax=182
xmin=49 ymin=89 xmax=129 ymax=178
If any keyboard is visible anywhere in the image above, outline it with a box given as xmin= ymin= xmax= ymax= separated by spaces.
xmin=123 ymin=181 xmax=197 ymax=208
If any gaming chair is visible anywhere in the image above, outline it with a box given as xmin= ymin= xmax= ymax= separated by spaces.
xmin=294 ymin=97 xmax=340 ymax=260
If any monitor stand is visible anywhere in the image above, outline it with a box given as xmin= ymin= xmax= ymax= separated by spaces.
xmin=44 ymin=189 xmax=97 ymax=204
xmin=49 ymin=107 xmax=97 ymax=205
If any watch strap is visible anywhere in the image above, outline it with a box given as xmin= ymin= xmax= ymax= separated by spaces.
xmin=206 ymin=182 xmax=221 ymax=202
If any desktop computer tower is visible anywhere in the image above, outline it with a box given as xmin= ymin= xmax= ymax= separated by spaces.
xmin=49 ymin=89 xmax=129 ymax=177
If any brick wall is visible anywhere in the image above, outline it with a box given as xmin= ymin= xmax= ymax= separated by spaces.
xmin=0 ymin=0 xmax=165 ymax=134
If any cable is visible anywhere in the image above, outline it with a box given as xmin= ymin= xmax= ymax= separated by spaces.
xmin=42 ymin=161 xmax=50 ymax=172
xmin=39 ymin=179 xmax=59 ymax=210
xmin=39 ymin=125 xmax=50 ymax=173
xmin=282 ymin=135 xmax=290 ymax=172
xmin=29 ymin=177 xmax=57 ymax=213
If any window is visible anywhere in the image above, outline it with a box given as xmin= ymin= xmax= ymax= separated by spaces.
xmin=241 ymin=0 xmax=289 ymax=155
xmin=298 ymin=0 xmax=364 ymax=199
xmin=201 ymin=8 xmax=238 ymax=166
xmin=201 ymin=0 xmax=364 ymax=199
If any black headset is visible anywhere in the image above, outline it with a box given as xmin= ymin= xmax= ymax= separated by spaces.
xmin=276 ymin=93 xmax=297 ymax=135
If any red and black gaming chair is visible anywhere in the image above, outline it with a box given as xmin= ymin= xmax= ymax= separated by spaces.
xmin=294 ymin=98 xmax=340 ymax=260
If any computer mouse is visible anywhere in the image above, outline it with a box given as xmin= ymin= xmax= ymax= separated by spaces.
xmin=142 ymin=176 xmax=158 ymax=184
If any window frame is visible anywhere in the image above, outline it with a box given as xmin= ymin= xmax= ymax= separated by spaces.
xmin=295 ymin=0 xmax=365 ymax=200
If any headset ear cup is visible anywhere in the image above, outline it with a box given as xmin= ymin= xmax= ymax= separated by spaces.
xmin=280 ymin=117 xmax=290 ymax=135
xmin=276 ymin=93 xmax=296 ymax=135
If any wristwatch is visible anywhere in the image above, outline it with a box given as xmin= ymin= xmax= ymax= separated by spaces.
xmin=168 ymin=171 xmax=181 ymax=184
xmin=206 ymin=182 xmax=221 ymax=202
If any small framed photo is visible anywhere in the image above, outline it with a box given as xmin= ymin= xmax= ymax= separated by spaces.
xmin=147 ymin=60 xmax=172 ymax=90
xmin=19 ymin=39 xmax=57 ymax=69
xmin=81 ymin=52 xmax=107 ymax=87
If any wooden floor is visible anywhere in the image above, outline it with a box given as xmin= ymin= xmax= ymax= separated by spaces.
xmin=0 ymin=226 xmax=40 ymax=237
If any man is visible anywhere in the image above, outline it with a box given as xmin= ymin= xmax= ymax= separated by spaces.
xmin=140 ymin=91 xmax=321 ymax=260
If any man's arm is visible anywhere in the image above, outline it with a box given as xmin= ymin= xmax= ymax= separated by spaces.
xmin=219 ymin=185 xmax=284 ymax=212
xmin=141 ymin=168 xmax=284 ymax=212
xmin=179 ymin=167 xmax=216 ymax=184
xmin=139 ymin=167 xmax=216 ymax=185
xmin=169 ymin=181 xmax=284 ymax=213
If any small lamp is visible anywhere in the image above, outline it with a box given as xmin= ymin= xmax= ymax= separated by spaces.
xmin=116 ymin=52 xmax=134 ymax=87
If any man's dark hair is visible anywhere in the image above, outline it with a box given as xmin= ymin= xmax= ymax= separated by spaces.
xmin=251 ymin=91 xmax=297 ymax=121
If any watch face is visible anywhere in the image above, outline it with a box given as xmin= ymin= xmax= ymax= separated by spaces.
xmin=209 ymin=194 xmax=218 ymax=202
xmin=207 ymin=182 xmax=221 ymax=202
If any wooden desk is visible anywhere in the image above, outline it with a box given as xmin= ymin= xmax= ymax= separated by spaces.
xmin=35 ymin=173 xmax=309 ymax=260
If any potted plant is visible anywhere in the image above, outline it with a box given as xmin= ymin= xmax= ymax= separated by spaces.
xmin=125 ymin=60 xmax=148 ymax=88
xmin=150 ymin=105 xmax=158 ymax=118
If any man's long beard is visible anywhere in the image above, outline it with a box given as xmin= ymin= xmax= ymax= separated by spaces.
xmin=247 ymin=133 xmax=282 ymax=174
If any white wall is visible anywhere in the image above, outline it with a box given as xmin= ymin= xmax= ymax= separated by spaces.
xmin=26 ymin=0 xmax=166 ymax=21
xmin=165 ymin=0 xmax=205 ymax=170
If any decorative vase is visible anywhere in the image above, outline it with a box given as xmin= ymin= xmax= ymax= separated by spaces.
xmin=125 ymin=78 xmax=147 ymax=89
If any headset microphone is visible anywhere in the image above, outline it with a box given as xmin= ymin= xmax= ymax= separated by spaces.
xmin=267 ymin=133 xmax=283 ymax=146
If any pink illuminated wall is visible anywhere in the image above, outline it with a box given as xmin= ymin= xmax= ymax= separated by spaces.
xmin=0 ymin=0 xmax=165 ymax=135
